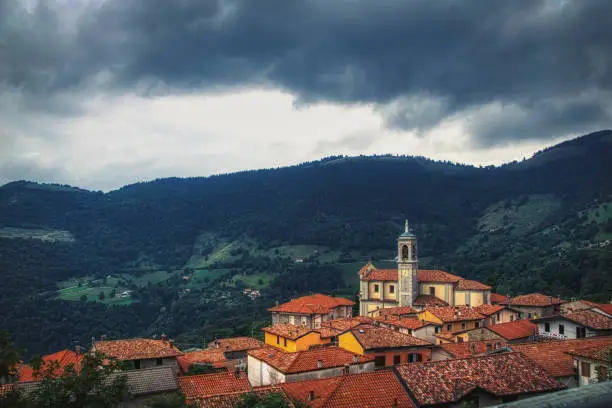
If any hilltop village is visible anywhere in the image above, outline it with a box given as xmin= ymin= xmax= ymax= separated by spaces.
xmin=2 ymin=223 xmax=612 ymax=407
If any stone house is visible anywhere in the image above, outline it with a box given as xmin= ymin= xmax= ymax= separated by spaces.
xmin=501 ymin=293 xmax=565 ymax=319
xmin=92 ymin=336 xmax=183 ymax=371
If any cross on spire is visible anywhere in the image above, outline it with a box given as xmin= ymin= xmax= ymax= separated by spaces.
xmin=405 ymin=219 xmax=409 ymax=233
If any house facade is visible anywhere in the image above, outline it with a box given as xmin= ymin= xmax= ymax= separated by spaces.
xmin=262 ymin=324 xmax=329 ymax=352
xmin=568 ymin=344 xmax=612 ymax=386
xmin=91 ymin=337 xmax=183 ymax=371
xmin=502 ymin=293 xmax=565 ymax=319
xmin=533 ymin=309 xmax=612 ymax=340
xmin=474 ymin=304 xmax=520 ymax=325
xmin=269 ymin=294 xmax=354 ymax=330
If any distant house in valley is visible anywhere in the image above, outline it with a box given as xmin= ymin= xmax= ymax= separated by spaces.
xmin=501 ymin=293 xmax=565 ymax=319
xmin=269 ymin=294 xmax=354 ymax=329
xmin=92 ymin=336 xmax=183 ymax=371
xmin=463 ymin=320 xmax=538 ymax=344
xmin=247 ymin=345 xmax=373 ymax=387
xmin=395 ymin=352 xmax=566 ymax=407
xmin=533 ymin=309 xmax=612 ymax=339
xmin=338 ymin=324 xmax=434 ymax=368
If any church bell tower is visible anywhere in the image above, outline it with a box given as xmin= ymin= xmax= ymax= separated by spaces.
xmin=397 ymin=220 xmax=418 ymax=307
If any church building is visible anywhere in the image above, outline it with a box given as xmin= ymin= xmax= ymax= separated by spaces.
xmin=359 ymin=221 xmax=492 ymax=316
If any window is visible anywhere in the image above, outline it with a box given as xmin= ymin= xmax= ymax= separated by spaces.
xmin=276 ymin=336 xmax=280 ymax=345
xmin=134 ymin=360 xmax=141 ymax=369
xmin=389 ymin=285 xmax=395 ymax=294
xmin=461 ymin=322 xmax=466 ymax=330
xmin=486 ymin=344 xmax=492 ymax=352
xmin=434 ymin=327 xmax=440 ymax=333
xmin=411 ymin=244 xmax=417 ymax=260
xmin=343 ymin=365 xmax=350 ymax=374
xmin=374 ymin=284 xmax=380 ymax=293
xmin=495 ymin=342 xmax=501 ymax=349
xmin=458 ymin=337 xmax=464 ymax=343
xmin=408 ymin=353 xmax=422 ymax=363
xmin=301 ymin=316 xmax=308 ymax=326
xmin=580 ymin=361 xmax=591 ymax=377
xmin=429 ymin=287 xmax=436 ymax=296
xmin=447 ymin=324 xmax=452 ymax=332
xmin=475 ymin=321 xmax=480 ymax=328
xmin=156 ymin=358 xmax=163 ymax=366
xmin=374 ymin=356 xmax=386 ymax=367
xmin=544 ymin=322 xmax=550 ymax=332
xmin=528 ymin=313 xmax=532 ymax=319
xmin=576 ymin=327 xmax=586 ymax=338
xmin=393 ymin=355 xmax=401 ymax=365
xmin=510 ymin=315 xmax=515 ymax=322
xmin=559 ymin=324 xmax=565 ymax=335
xmin=408 ymin=329 xmax=413 ymax=335
xmin=289 ymin=315 xmax=295 ymax=325
xmin=284 ymin=338 xmax=287 ymax=347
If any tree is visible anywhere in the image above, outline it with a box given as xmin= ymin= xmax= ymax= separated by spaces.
xmin=27 ymin=351 xmax=128 ymax=408
xmin=236 ymin=392 xmax=292 ymax=408
xmin=0 ymin=331 xmax=20 ymax=384
xmin=145 ymin=392 xmax=187 ymax=408
xmin=80 ymin=295 xmax=88 ymax=302
xmin=98 ymin=291 xmax=105 ymax=301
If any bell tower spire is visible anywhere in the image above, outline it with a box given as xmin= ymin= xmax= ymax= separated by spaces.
xmin=397 ymin=220 xmax=418 ymax=307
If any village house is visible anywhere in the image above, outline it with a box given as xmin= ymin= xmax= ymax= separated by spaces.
xmin=561 ymin=299 xmax=605 ymax=314
xmin=16 ymin=349 xmax=83 ymax=383
xmin=533 ymin=309 xmax=612 ymax=339
xmin=247 ymin=345 xmax=374 ymax=387
xmin=280 ymin=370 xmax=415 ymax=408
xmin=462 ymin=320 xmax=538 ymax=344
xmin=193 ymin=386 xmax=295 ymax=407
xmin=473 ymin=304 xmax=519 ymax=325
xmin=511 ymin=336 xmax=612 ymax=388
xmin=567 ymin=344 xmax=612 ymax=386
xmin=367 ymin=305 xmax=418 ymax=319
xmin=91 ymin=336 xmax=183 ymax=371
xmin=262 ymin=324 xmax=329 ymax=352
xmin=178 ymin=371 xmax=251 ymax=404
xmin=337 ymin=324 xmax=434 ymax=367
xmin=358 ymin=222 xmax=492 ymax=315
xmin=490 ymin=293 xmax=509 ymax=305
xmin=417 ymin=306 xmax=486 ymax=343
xmin=269 ymin=293 xmax=354 ymax=329
xmin=177 ymin=349 xmax=227 ymax=374
xmin=207 ymin=336 xmax=263 ymax=361
xmin=502 ymin=293 xmax=565 ymax=319
xmin=317 ymin=316 xmax=374 ymax=344
xmin=430 ymin=340 xmax=507 ymax=361
xmin=395 ymin=352 xmax=566 ymax=407
xmin=374 ymin=315 xmax=441 ymax=343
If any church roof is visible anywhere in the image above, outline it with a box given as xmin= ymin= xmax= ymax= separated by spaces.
xmin=268 ymin=294 xmax=354 ymax=314
xmin=361 ymin=269 xmax=397 ymax=281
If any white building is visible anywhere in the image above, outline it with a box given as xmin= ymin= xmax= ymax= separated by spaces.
xmin=533 ymin=309 xmax=612 ymax=340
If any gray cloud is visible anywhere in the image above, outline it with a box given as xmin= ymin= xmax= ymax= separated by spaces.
xmin=1 ymin=0 xmax=611 ymax=146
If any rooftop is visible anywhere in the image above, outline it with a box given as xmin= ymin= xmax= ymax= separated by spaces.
xmin=455 ymin=279 xmax=492 ymax=291
xmin=178 ymin=371 xmax=251 ymax=400
xmin=348 ymin=324 xmax=432 ymax=350
xmin=281 ymin=370 xmax=416 ymax=408
xmin=248 ymin=345 xmax=372 ymax=374
xmin=413 ymin=294 xmax=448 ymax=307
xmin=207 ymin=336 xmax=263 ymax=352
xmin=268 ymin=294 xmax=354 ymax=315
xmin=439 ymin=341 xmax=507 ymax=358
xmin=504 ymin=293 xmax=565 ymax=307
xmin=566 ymin=343 xmax=612 ymax=363
xmin=318 ymin=317 xmax=374 ymax=338
xmin=374 ymin=306 xmax=418 ymax=317
xmin=486 ymin=320 xmax=537 ymax=340
xmin=18 ymin=349 xmax=83 ymax=382
xmin=361 ymin=268 xmax=397 ymax=282
xmin=425 ymin=306 xmax=485 ymax=323
xmin=177 ymin=349 xmax=227 ymax=373
xmin=511 ymin=336 xmax=612 ymax=377
xmin=93 ymin=338 xmax=183 ymax=361
xmin=192 ymin=387 xmax=294 ymax=408
xmin=395 ymin=352 xmax=565 ymax=406
xmin=375 ymin=316 xmax=434 ymax=330
xmin=491 ymin=293 xmax=509 ymax=304
xmin=262 ymin=323 xmax=315 ymax=340
xmin=418 ymin=269 xmax=463 ymax=283
xmin=473 ymin=304 xmax=506 ymax=316
xmin=536 ymin=309 xmax=612 ymax=330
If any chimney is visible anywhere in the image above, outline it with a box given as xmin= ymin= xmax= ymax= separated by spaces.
xmin=101 ymin=334 xmax=107 ymax=341
xmin=317 ymin=360 xmax=323 ymax=369
xmin=75 ymin=345 xmax=81 ymax=356
xmin=309 ymin=391 xmax=315 ymax=401
xmin=169 ymin=340 xmax=175 ymax=349
xmin=276 ymin=300 xmax=279 ymax=307
xmin=353 ymin=355 xmax=358 ymax=363
xmin=161 ymin=334 xmax=167 ymax=342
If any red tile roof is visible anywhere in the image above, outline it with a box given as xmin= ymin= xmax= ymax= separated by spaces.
xmin=512 ymin=337 xmax=612 ymax=377
xmin=281 ymin=370 xmax=416 ymax=408
xmin=192 ymin=387 xmax=294 ymax=408
xmin=177 ymin=349 xmax=227 ymax=373
xmin=425 ymin=306 xmax=485 ymax=323
xmin=178 ymin=371 xmax=251 ymax=400
xmin=455 ymin=279 xmax=491 ymax=291
xmin=18 ymin=349 xmax=83 ymax=382
xmin=375 ymin=316 xmax=433 ymax=330
xmin=504 ymin=293 xmax=565 ymax=307
xmin=375 ymin=306 xmax=418 ymax=317
xmin=93 ymin=338 xmax=183 ymax=361
xmin=319 ymin=317 xmax=374 ymax=338
xmin=490 ymin=293 xmax=509 ymax=304
xmin=207 ymin=337 xmax=263 ymax=352
xmin=473 ymin=304 xmax=506 ymax=316
xmin=348 ymin=324 xmax=432 ymax=350
xmin=268 ymin=294 xmax=354 ymax=314
xmin=248 ymin=346 xmax=372 ymax=374
xmin=561 ymin=309 xmax=612 ymax=330
xmin=567 ymin=343 xmax=612 ymax=363
xmin=262 ymin=324 xmax=315 ymax=340
xmin=413 ymin=295 xmax=448 ymax=307
xmin=418 ymin=269 xmax=463 ymax=283
xmin=486 ymin=320 xmax=537 ymax=341
xmin=361 ymin=269 xmax=398 ymax=282
xmin=395 ymin=352 xmax=565 ymax=406
xmin=596 ymin=303 xmax=612 ymax=315
xmin=439 ymin=341 xmax=507 ymax=358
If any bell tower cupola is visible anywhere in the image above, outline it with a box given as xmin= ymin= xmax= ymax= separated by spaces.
xmin=397 ymin=220 xmax=419 ymax=307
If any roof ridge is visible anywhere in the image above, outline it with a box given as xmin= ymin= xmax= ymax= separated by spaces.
xmin=319 ymin=376 xmax=349 ymax=408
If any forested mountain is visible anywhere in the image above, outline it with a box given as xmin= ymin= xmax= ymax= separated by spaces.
xmin=1 ymin=130 xmax=611 ymax=358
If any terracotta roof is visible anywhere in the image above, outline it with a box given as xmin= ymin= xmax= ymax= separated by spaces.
xmin=349 ymin=324 xmax=432 ymax=350
xmin=178 ymin=371 xmax=251 ymax=400
xmin=486 ymin=320 xmax=537 ymax=341
xmin=248 ymin=345 xmax=372 ymax=374
xmin=425 ymin=306 xmax=485 ymax=323
xmin=177 ymin=349 xmax=227 ymax=373
xmin=561 ymin=309 xmax=612 ymax=330
xmin=281 ymin=370 xmax=416 ymax=408
xmin=93 ymin=338 xmax=183 ymax=361
xmin=596 ymin=303 xmax=612 ymax=315
xmin=567 ymin=343 xmax=612 ymax=363
xmin=490 ymin=293 xmax=509 ymax=304
xmin=504 ymin=293 xmax=565 ymax=307
xmin=262 ymin=323 xmax=315 ymax=340
xmin=473 ymin=304 xmax=506 ymax=316
xmin=207 ymin=337 xmax=263 ymax=352
xmin=18 ymin=349 xmax=83 ymax=382
xmin=361 ymin=269 xmax=397 ymax=282
xmin=413 ymin=295 xmax=448 ymax=307
xmin=375 ymin=316 xmax=434 ymax=330
xmin=418 ymin=269 xmax=463 ymax=283
xmin=375 ymin=306 xmax=418 ymax=317
xmin=268 ymin=294 xmax=354 ymax=314
xmin=193 ymin=387 xmax=294 ymax=408
xmin=319 ymin=317 xmax=374 ymax=338
xmin=440 ymin=341 xmax=507 ymax=358
xmin=512 ymin=337 xmax=612 ymax=377
xmin=395 ymin=352 xmax=565 ymax=406
xmin=455 ymin=279 xmax=491 ymax=291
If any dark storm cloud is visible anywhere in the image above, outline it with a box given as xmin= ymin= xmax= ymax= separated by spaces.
xmin=2 ymin=0 xmax=611 ymax=145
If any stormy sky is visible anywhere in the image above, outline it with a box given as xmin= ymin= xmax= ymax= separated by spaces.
xmin=1 ymin=0 xmax=611 ymax=191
